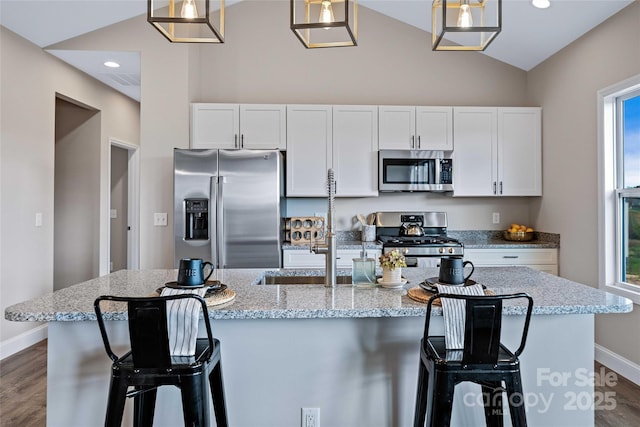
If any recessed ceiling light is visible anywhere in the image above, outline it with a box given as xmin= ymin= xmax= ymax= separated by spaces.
xmin=104 ymin=61 xmax=120 ymax=68
xmin=532 ymin=0 xmax=551 ymax=8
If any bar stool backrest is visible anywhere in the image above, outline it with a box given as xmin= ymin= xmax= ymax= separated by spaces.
xmin=424 ymin=292 xmax=534 ymax=366
xmin=94 ymin=294 xmax=213 ymax=369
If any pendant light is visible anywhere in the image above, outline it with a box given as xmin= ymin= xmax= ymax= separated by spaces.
xmin=532 ymin=0 xmax=551 ymax=8
xmin=148 ymin=0 xmax=225 ymax=43
xmin=291 ymin=0 xmax=358 ymax=48
xmin=432 ymin=0 xmax=502 ymax=51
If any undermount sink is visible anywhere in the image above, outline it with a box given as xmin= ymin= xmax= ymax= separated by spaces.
xmin=260 ymin=274 xmax=352 ymax=285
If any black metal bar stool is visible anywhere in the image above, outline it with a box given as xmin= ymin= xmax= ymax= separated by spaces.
xmin=94 ymin=294 xmax=229 ymax=427
xmin=413 ymin=292 xmax=534 ymax=427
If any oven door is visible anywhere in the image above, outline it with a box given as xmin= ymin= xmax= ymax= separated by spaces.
xmin=378 ymin=150 xmax=453 ymax=192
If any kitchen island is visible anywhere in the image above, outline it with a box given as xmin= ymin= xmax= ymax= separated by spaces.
xmin=5 ymin=267 xmax=632 ymax=427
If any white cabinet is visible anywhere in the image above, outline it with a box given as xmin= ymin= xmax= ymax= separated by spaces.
xmin=379 ymin=106 xmax=453 ymax=150
xmin=286 ymin=105 xmax=379 ymax=197
xmin=283 ymin=249 xmax=382 ymax=269
xmin=453 ymin=107 xmax=541 ymax=196
xmin=332 ymin=106 xmax=379 ymax=197
xmin=286 ymin=105 xmax=333 ymax=197
xmin=464 ymin=248 xmax=558 ymax=275
xmin=191 ymin=103 xmax=286 ymax=150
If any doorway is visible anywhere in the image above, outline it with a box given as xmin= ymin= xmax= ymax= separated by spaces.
xmin=54 ymin=96 xmax=100 ymax=291
xmin=109 ymin=138 xmax=140 ymax=271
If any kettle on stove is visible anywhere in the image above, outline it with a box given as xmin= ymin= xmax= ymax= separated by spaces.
xmin=401 ymin=223 xmax=424 ymax=237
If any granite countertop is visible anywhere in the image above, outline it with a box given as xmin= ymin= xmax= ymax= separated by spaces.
xmin=283 ymin=230 xmax=559 ymax=250
xmin=5 ymin=266 xmax=630 ymax=322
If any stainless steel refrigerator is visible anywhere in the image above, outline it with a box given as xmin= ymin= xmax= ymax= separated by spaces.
xmin=173 ymin=148 xmax=284 ymax=268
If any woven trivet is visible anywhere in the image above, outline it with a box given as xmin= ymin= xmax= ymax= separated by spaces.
xmin=407 ymin=287 xmax=496 ymax=305
xmin=152 ymin=288 xmax=236 ymax=307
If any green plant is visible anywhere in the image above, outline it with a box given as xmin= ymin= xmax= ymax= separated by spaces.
xmin=379 ymin=249 xmax=407 ymax=270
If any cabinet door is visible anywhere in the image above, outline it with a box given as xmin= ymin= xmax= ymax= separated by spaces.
xmin=452 ymin=107 xmax=497 ymax=196
xmin=286 ymin=105 xmax=333 ymax=197
xmin=498 ymin=108 xmax=542 ymax=196
xmin=332 ymin=106 xmax=379 ymax=197
xmin=415 ymin=107 xmax=453 ymax=150
xmin=239 ymin=104 xmax=286 ymax=150
xmin=378 ymin=106 xmax=416 ymax=150
xmin=190 ymin=103 xmax=239 ymax=149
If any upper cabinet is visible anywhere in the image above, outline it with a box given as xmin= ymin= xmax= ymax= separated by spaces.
xmin=286 ymin=105 xmax=379 ymax=197
xmin=453 ymin=107 xmax=541 ymax=197
xmin=332 ymin=106 xmax=379 ymax=197
xmin=379 ymin=106 xmax=453 ymax=151
xmin=191 ymin=103 xmax=286 ymax=150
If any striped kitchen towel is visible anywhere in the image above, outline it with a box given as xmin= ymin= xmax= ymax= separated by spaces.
xmin=435 ymin=284 xmax=485 ymax=350
xmin=160 ymin=287 xmax=208 ymax=356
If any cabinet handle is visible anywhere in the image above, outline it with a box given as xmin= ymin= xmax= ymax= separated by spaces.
xmin=234 ymin=134 xmax=238 ymax=148
xmin=411 ymin=135 xmax=415 ymax=149
xmin=417 ymin=135 xmax=421 ymax=149
xmin=500 ymin=181 xmax=503 ymax=195
xmin=493 ymin=182 xmax=497 ymax=194
xmin=241 ymin=134 xmax=244 ymax=149
xmin=503 ymin=255 xmax=519 ymax=259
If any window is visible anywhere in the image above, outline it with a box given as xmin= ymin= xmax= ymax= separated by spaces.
xmin=599 ymin=74 xmax=640 ymax=303
xmin=618 ymin=93 xmax=640 ymax=287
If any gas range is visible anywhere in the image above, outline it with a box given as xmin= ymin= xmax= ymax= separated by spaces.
xmin=375 ymin=211 xmax=464 ymax=259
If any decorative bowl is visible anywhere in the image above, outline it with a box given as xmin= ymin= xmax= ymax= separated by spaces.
xmin=503 ymin=231 xmax=534 ymax=241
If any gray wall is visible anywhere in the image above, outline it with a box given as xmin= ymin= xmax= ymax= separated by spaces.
xmin=0 ymin=26 xmax=139 ymax=349
xmin=527 ymin=2 xmax=640 ymax=364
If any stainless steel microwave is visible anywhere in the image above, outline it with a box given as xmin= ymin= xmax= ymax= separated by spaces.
xmin=378 ymin=150 xmax=453 ymax=192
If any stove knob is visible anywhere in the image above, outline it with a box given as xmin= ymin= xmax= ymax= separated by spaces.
xmin=448 ymin=248 xmax=454 ymax=254
xmin=403 ymin=248 xmax=409 ymax=255
xmin=438 ymin=247 xmax=444 ymax=254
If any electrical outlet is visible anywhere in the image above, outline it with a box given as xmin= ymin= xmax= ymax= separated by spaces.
xmin=35 ymin=212 xmax=43 ymax=227
xmin=154 ymin=212 xmax=168 ymax=226
xmin=301 ymin=408 xmax=320 ymax=427
xmin=492 ymin=212 xmax=500 ymax=224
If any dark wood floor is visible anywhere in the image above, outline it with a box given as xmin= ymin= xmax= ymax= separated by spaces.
xmin=1 ymin=341 xmax=639 ymax=426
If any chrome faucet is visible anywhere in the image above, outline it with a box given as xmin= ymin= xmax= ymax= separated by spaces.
xmin=311 ymin=169 xmax=337 ymax=287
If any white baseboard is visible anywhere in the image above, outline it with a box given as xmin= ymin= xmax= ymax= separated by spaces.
xmin=0 ymin=324 xmax=48 ymax=360
xmin=595 ymin=343 xmax=640 ymax=386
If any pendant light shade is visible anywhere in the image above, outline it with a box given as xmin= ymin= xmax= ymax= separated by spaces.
xmin=291 ymin=0 xmax=358 ymax=48
xmin=148 ymin=0 xmax=224 ymax=43
xmin=432 ymin=0 xmax=501 ymax=51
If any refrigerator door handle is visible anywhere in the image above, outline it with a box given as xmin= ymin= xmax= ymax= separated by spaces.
xmin=209 ymin=176 xmax=218 ymax=268
xmin=217 ymin=175 xmax=226 ymax=268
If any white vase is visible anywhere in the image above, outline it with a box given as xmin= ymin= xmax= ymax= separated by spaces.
xmin=382 ymin=267 xmax=401 ymax=284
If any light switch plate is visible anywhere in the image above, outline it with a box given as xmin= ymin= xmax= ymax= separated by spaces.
xmin=154 ymin=212 xmax=168 ymax=226
xmin=110 ymin=209 xmax=117 ymax=219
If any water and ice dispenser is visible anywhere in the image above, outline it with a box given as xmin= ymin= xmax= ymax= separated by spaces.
xmin=184 ymin=198 xmax=209 ymax=240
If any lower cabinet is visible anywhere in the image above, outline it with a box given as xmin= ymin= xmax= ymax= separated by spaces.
xmin=283 ymin=249 xmax=382 ymax=269
xmin=464 ymin=248 xmax=558 ymax=275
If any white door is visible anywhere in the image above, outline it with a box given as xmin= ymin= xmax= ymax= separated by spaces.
xmin=286 ymin=105 xmax=332 ymax=197
xmin=378 ymin=106 xmax=415 ymax=150
xmin=498 ymin=107 xmax=542 ymax=196
xmin=452 ymin=107 xmax=498 ymax=196
xmin=415 ymin=106 xmax=453 ymax=150
xmin=190 ymin=103 xmax=240 ymax=149
xmin=332 ymin=105 xmax=379 ymax=197
xmin=239 ymin=104 xmax=286 ymax=150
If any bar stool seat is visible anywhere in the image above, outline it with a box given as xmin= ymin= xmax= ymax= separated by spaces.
xmin=94 ymin=294 xmax=228 ymax=427
xmin=413 ymin=292 xmax=534 ymax=427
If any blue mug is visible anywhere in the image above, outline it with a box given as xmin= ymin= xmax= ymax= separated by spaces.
xmin=177 ymin=258 xmax=214 ymax=286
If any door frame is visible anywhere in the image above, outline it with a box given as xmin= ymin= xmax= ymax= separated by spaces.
xmin=108 ymin=138 xmax=140 ymax=271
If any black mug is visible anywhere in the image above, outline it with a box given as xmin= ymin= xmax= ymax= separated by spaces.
xmin=177 ymin=258 xmax=214 ymax=286
xmin=438 ymin=256 xmax=474 ymax=285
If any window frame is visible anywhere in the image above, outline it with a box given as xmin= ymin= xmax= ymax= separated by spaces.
xmin=598 ymin=74 xmax=640 ymax=304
